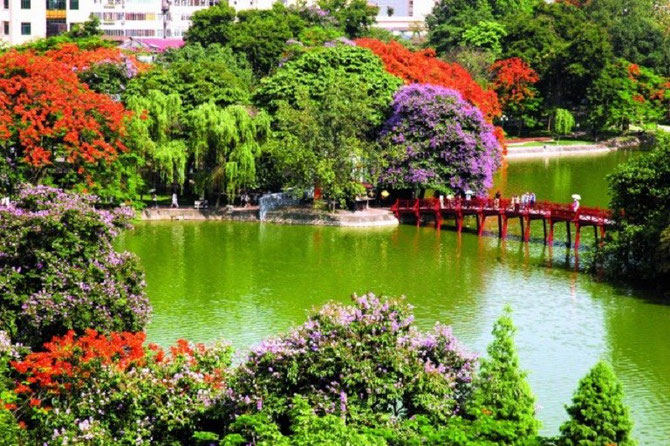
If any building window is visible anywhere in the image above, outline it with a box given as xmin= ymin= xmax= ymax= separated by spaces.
xmin=21 ymin=0 xmax=30 ymax=9
xmin=3 ymin=22 xmax=8 ymax=35
xmin=21 ymin=22 xmax=31 ymax=35
xmin=3 ymin=0 xmax=7 ymax=9
xmin=69 ymin=0 xmax=78 ymax=10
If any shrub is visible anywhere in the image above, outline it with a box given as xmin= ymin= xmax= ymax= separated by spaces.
xmin=466 ymin=308 xmax=541 ymax=444
xmin=0 ymin=186 xmax=150 ymax=347
xmin=10 ymin=330 xmax=232 ymax=445
xmin=559 ymin=361 xmax=636 ymax=446
xmin=217 ymin=294 xmax=476 ymax=431
xmin=0 ymin=331 xmax=24 ymax=444
xmin=380 ymin=84 xmax=501 ymax=195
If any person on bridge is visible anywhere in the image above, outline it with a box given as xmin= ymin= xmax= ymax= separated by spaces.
xmin=530 ymin=192 xmax=537 ymax=208
xmin=571 ymin=196 xmax=580 ymax=212
xmin=494 ymin=191 xmax=501 ymax=209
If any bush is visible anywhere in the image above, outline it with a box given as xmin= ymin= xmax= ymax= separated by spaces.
xmin=10 ymin=330 xmax=232 ymax=445
xmin=216 ymin=294 xmax=476 ymax=431
xmin=0 ymin=186 xmax=150 ymax=347
xmin=559 ymin=361 xmax=636 ymax=446
xmin=0 ymin=331 xmax=24 ymax=444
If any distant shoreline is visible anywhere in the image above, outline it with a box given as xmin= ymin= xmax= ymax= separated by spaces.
xmin=505 ymin=143 xmax=616 ymax=159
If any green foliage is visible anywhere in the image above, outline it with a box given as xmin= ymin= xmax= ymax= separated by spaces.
xmin=255 ymin=44 xmax=402 ymax=126
xmin=587 ymin=60 xmax=667 ymax=132
xmin=467 ymin=308 xmax=541 ymax=444
xmin=461 ymin=20 xmax=508 ymax=54
xmin=598 ymin=134 xmax=670 ymax=287
xmin=265 ymin=78 xmax=378 ymax=202
xmin=184 ymin=2 xmax=236 ymax=47
xmin=126 ymin=90 xmax=188 ymax=186
xmin=126 ymin=43 xmax=252 ymax=111
xmin=318 ymin=0 xmax=379 ymax=37
xmin=552 ymin=108 xmax=575 ymax=141
xmin=78 ymin=61 xmax=129 ymax=96
xmin=559 ymin=361 xmax=636 ymax=446
xmin=427 ymin=0 xmax=495 ymax=54
xmin=188 ymin=104 xmax=270 ymax=199
xmin=0 ymin=332 xmax=23 ymax=444
xmin=66 ymin=15 xmax=103 ymax=39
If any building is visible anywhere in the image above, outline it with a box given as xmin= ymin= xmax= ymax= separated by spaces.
xmin=0 ymin=0 xmax=435 ymax=46
xmin=0 ymin=0 xmax=220 ymax=45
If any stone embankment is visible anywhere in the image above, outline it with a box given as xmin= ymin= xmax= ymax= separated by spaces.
xmin=505 ymin=135 xmax=643 ymax=159
xmin=140 ymin=206 xmax=399 ymax=227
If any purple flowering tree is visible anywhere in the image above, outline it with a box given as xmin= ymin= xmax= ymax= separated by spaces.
xmin=0 ymin=186 xmax=150 ymax=348
xmin=225 ymin=294 xmax=476 ymax=427
xmin=380 ymin=84 xmax=501 ymax=195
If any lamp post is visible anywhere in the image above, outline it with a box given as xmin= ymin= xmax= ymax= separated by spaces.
xmin=162 ymin=0 xmax=172 ymax=39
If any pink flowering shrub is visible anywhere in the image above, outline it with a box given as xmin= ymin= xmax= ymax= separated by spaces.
xmin=0 ymin=186 xmax=150 ymax=347
xmin=221 ymin=294 xmax=476 ymax=429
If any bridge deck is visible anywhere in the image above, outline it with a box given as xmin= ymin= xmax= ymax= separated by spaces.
xmin=390 ymin=197 xmax=614 ymax=249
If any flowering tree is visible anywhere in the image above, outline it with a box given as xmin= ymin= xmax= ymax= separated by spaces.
xmin=10 ymin=330 xmax=231 ymax=444
xmin=355 ymin=38 xmax=501 ymax=122
xmin=225 ymin=294 xmax=476 ymax=428
xmin=490 ymin=57 xmax=541 ymax=135
xmin=380 ymin=84 xmax=501 ymax=195
xmin=0 ymin=186 xmax=149 ymax=348
xmin=0 ymin=49 xmax=134 ymax=198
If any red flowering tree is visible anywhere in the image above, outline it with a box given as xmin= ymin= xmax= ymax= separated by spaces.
xmin=0 ymin=49 xmax=133 ymax=197
xmin=490 ymin=58 xmax=541 ymax=135
xmin=355 ymin=38 xmax=501 ymax=122
xmin=9 ymin=329 xmax=232 ymax=444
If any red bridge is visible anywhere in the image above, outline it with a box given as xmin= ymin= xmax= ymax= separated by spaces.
xmin=390 ymin=197 xmax=614 ymax=249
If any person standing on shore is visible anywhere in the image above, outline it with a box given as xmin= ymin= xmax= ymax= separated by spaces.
xmin=171 ymin=192 xmax=179 ymax=208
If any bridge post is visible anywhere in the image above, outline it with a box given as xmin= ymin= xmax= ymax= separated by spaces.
xmin=435 ymin=211 xmax=442 ymax=229
xmin=497 ymin=214 xmax=503 ymax=238
xmin=414 ymin=199 xmax=420 ymax=227
xmin=524 ymin=215 xmax=531 ymax=242
xmin=456 ymin=213 xmax=463 ymax=233
xmin=574 ymin=223 xmax=581 ymax=250
xmin=542 ymin=218 xmax=547 ymax=244
xmin=501 ymin=215 xmax=508 ymax=239
xmin=593 ymin=225 xmax=598 ymax=243
xmin=478 ymin=213 xmax=486 ymax=236
xmin=566 ymin=221 xmax=572 ymax=247
xmin=519 ymin=217 xmax=525 ymax=242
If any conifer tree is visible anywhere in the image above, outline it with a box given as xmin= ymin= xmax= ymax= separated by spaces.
xmin=467 ymin=308 xmax=540 ymax=445
xmin=559 ymin=361 xmax=636 ymax=446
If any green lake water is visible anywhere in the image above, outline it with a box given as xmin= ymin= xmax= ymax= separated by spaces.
xmin=116 ymin=150 xmax=670 ymax=444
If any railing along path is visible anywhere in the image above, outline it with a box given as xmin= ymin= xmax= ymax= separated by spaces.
xmin=390 ymin=197 xmax=614 ymax=248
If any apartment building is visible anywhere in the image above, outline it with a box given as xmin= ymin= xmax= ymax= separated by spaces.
xmin=0 ymin=0 xmax=435 ymax=46
xmin=0 ymin=0 xmax=219 ymax=45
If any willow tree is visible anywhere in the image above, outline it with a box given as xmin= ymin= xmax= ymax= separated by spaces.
xmin=188 ymin=103 xmax=270 ymax=204
xmin=125 ymin=90 xmax=188 ymax=187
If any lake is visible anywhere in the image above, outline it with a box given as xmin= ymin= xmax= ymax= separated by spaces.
xmin=116 ymin=150 xmax=670 ymax=444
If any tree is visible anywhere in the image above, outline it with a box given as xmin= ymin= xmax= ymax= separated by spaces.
xmin=559 ymin=361 xmax=636 ymax=446
xmin=467 ymin=308 xmax=540 ymax=444
xmin=184 ymin=2 xmax=236 ymax=47
xmin=461 ymin=20 xmax=508 ymax=55
xmin=65 ymin=15 xmax=103 ymax=39
xmin=380 ymin=84 xmax=501 ymax=195
xmin=597 ymin=135 xmax=670 ymax=288
xmin=587 ymin=60 xmax=668 ymax=133
xmin=0 ymin=186 xmax=149 ymax=348
xmin=266 ymin=77 xmax=379 ymax=203
xmin=125 ymin=43 xmax=252 ymax=111
xmin=491 ymin=57 xmax=541 ymax=135
xmin=188 ymin=103 xmax=270 ymax=204
xmin=125 ymin=90 xmax=188 ymax=187
xmin=318 ymin=0 xmax=379 ymax=37
xmin=355 ymin=38 xmax=501 ymax=122
xmin=0 ymin=50 xmax=137 ymax=199
xmin=426 ymin=0 xmax=495 ymax=54
xmin=231 ymin=5 xmax=305 ymax=75
xmin=552 ymin=108 xmax=575 ymax=142
xmin=255 ymin=44 xmax=402 ymax=126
